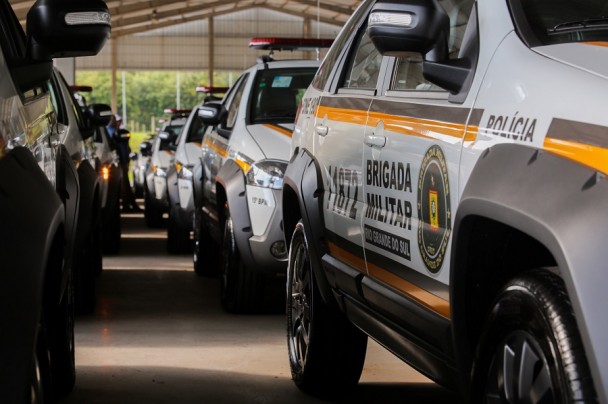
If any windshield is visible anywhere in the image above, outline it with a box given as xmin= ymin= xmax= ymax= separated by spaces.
xmin=513 ymin=0 xmax=608 ymax=46
xmin=249 ymin=67 xmax=316 ymax=124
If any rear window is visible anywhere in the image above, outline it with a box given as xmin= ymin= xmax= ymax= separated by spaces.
xmin=249 ymin=68 xmax=316 ymax=124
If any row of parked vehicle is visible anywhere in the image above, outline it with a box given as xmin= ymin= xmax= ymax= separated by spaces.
xmin=0 ymin=0 xmax=117 ymax=401
xmin=134 ymin=0 xmax=608 ymax=402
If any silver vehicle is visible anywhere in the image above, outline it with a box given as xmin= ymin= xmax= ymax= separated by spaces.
xmin=194 ymin=38 xmax=329 ymax=311
xmin=283 ymin=0 xmax=607 ymax=401
xmin=166 ymin=87 xmax=228 ymax=254
xmin=143 ymin=110 xmax=189 ymax=228
xmin=0 ymin=0 xmax=109 ymax=401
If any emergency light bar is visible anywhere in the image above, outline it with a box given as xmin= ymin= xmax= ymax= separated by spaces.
xmin=249 ymin=37 xmax=334 ymax=51
xmin=196 ymin=86 xmax=229 ymax=94
xmin=164 ymin=108 xmax=191 ymax=116
xmin=68 ymin=85 xmax=93 ymax=93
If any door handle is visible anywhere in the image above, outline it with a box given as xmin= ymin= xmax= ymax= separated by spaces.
xmin=364 ymin=135 xmax=386 ymax=148
xmin=315 ymin=124 xmax=329 ymax=136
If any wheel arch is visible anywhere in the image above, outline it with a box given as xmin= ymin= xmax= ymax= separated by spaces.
xmin=215 ymin=159 xmax=255 ymax=265
xmin=450 ymin=143 xmax=607 ymax=400
xmin=282 ymin=148 xmax=338 ymax=310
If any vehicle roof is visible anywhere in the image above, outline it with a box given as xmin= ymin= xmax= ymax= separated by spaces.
xmin=248 ymin=58 xmax=321 ymax=72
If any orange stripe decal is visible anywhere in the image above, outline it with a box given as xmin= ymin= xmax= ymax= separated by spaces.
xmin=544 ymin=137 xmax=608 ymax=175
xmin=203 ymin=138 xmax=228 ymax=158
xmin=316 ymin=105 xmax=477 ymax=142
xmin=584 ymin=42 xmax=608 ymax=47
xmin=263 ymin=124 xmax=292 ymax=138
xmin=327 ymin=242 xmax=451 ymax=319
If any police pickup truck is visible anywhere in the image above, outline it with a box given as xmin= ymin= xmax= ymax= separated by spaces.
xmin=282 ymin=0 xmax=607 ymax=402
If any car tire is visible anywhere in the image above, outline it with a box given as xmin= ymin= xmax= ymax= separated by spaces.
xmin=167 ymin=202 xmax=190 ymax=254
xmin=29 ymin=315 xmax=53 ymax=404
xmin=193 ymin=207 xmax=217 ymax=276
xmin=47 ymin=264 xmax=76 ymax=398
xmin=103 ymin=191 xmax=121 ymax=255
xmin=144 ymin=186 xmax=164 ymax=228
xmin=473 ymin=270 xmax=597 ymax=403
xmin=287 ymin=220 xmax=367 ymax=398
xmin=219 ymin=204 xmax=262 ymax=313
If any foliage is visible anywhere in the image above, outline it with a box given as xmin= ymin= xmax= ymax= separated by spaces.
xmin=75 ymin=70 xmax=239 ymax=132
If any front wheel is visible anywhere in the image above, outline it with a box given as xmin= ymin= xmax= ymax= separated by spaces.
xmin=29 ymin=316 xmax=53 ymax=403
xmin=219 ymin=204 xmax=262 ymax=313
xmin=287 ymin=220 xmax=367 ymax=398
xmin=473 ymin=270 xmax=596 ymax=403
xmin=167 ymin=202 xmax=191 ymax=254
xmin=193 ymin=207 xmax=217 ymax=276
xmin=144 ymin=186 xmax=164 ymax=228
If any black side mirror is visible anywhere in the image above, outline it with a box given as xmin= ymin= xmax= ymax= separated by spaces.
xmin=158 ymin=131 xmax=171 ymax=142
xmin=198 ymin=102 xmax=226 ymax=127
xmin=139 ymin=141 xmax=153 ymax=157
xmin=367 ymin=0 xmax=449 ymax=61
xmin=27 ymin=0 xmax=111 ymax=61
xmin=87 ymin=103 xmax=113 ymax=126
xmin=118 ymin=128 xmax=131 ymax=141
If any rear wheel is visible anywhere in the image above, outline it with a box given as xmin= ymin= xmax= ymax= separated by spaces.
xmin=193 ymin=207 xmax=217 ymax=276
xmin=473 ymin=270 xmax=596 ymax=403
xmin=287 ymin=220 xmax=367 ymax=398
xmin=219 ymin=204 xmax=262 ymax=313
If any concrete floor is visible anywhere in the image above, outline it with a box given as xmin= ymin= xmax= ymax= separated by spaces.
xmin=59 ymin=209 xmax=463 ymax=404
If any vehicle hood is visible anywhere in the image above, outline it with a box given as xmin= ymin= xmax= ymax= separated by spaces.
xmin=534 ymin=42 xmax=608 ymax=80
xmin=245 ymin=123 xmax=294 ymax=161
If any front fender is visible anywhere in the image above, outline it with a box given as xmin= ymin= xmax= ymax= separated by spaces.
xmin=216 ymin=160 xmax=255 ymax=266
xmin=452 ymin=143 xmax=608 ymax=400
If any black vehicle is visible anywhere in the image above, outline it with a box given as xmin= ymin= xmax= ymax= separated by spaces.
xmin=70 ymin=86 xmax=123 ymax=254
xmin=0 ymin=0 xmax=110 ymax=401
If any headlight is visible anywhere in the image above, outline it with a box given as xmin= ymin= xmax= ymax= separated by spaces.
xmin=246 ymin=160 xmax=287 ymax=190
xmin=176 ymin=162 xmax=194 ymax=180
xmin=153 ymin=165 xmax=167 ymax=177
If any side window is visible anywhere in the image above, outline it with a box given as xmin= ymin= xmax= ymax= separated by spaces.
xmin=310 ymin=1 xmax=372 ymax=90
xmin=389 ymin=0 xmax=475 ymax=93
xmin=225 ymin=74 xmax=248 ymax=131
xmin=342 ymin=28 xmax=383 ymax=90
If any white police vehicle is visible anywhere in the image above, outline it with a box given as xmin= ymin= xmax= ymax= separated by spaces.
xmin=283 ymin=0 xmax=608 ymax=401
xmin=0 ymin=0 xmax=109 ymax=400
xmin=143 ymin=109 xmax=189 ymax=228
xmin=167 ymin=87 xmax=228 ymax=254
xmin=194 ymin=38 xmax=330 ymax=311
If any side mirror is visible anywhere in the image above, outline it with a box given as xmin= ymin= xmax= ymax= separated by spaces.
xmin=158 ymin=131 xmax=171 ymax=142
xmin=198 ymin=102 xmax=226 ymax=127
xmin=118 ymin=128 xmax=131 ymax=141
xmin=27 ymin=0 xmax=111 ymax=61
xmin=87 ymin=104 xmax=113 ymax=126
xmin=139 ymin=141 xmax=153 ymax=157
xmin=367 ymin=0 xmax=449 ymax=61
xmin=129 ymin=152 xmax=138 ymax=161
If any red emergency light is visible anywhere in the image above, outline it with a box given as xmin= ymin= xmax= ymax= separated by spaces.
xmin=249 ymin=37 xmax=333 ymax=51
xmin=163 ymin=108 xmax=191 ymax=116
xmin=196 ymin=86 xmax=229 ymax=94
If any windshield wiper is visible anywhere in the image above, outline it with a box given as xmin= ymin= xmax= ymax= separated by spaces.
xmin=549 ymin=16 xmax=608 ymax=33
